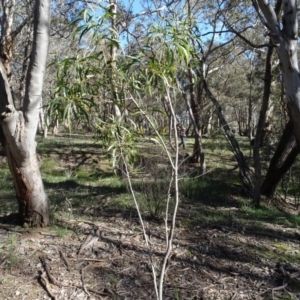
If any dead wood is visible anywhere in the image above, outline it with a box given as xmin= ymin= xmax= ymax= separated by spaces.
xmin=59 ymin=249 xmax=70 ymax=272
xmin=39 ymin=255 xmax=62 ymax=287
xmin=77 ymin=228 xmax=100 ymax=257
xmin=0 ymin=224 xmax=27 ymax=233
xmin=38 ymin=271 xmax=57 ymax=300
xmin=80 ymin=263 xmax=90 ymax=298
xmin=39 ymin=231 xmax=59 ymax=237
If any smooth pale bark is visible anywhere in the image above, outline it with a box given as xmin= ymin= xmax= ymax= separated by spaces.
xmin=0 ymin=0 xmax=50 ymax=227
xmin=254 ymin=0 xmax=300 ymax=199
xmin=109 ymin=0 xmax=121 ymax=120
xmin=161 ymin=96 xmax=177 ymax=153
xmin=19 ymin=23 xmax=32 ymax=107
xmin=256 ymin=0 xmax=300 ymax=146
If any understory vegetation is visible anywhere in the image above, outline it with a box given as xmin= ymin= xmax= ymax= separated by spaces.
xmin=0 ymin=134 xmax=299 ymax=299
xmin=1 ymin=0 xmax=300 ymax=299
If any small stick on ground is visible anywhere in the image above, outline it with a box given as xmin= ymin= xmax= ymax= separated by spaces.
xmin=80 ymin=263 xmax=91 ymax=298
xmin=39 ymin=256 xmax=61 ymax=287
xmin=39 ymin=231 xmax=58 ymax=237
xmin=77 ymin=228 xmax=100 ymax=257
xmin=0 ymin=224 xmax=25 ymax=234
xmin=39 ymin=271 xmax=57 ymax=300
xmin=59 ymin=249 xmax=70 ymax=271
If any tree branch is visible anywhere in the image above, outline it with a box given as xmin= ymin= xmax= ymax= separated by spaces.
xmin=23 ymin=0 xmax=50 ymax=129
xmin=11 ymin=17 xmax=30 ymax=39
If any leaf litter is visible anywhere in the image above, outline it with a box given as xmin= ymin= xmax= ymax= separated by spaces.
xmin=0 ymin=208 xmax=299 ymax=300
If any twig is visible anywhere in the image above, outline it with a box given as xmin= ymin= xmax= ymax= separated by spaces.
xmin=290 ymin=270 xmax=300 ymax=279
xmin=261 ymin=282 xmax=288 ymax=296
xmin=158 ymin=87 xmax=181 ymax=300
xmin=59 ymin=249 xmax=70 ymax=272
xmin=118 ymin=146 xmax=159 ymax=298
xmin=39 ymin=256 xmax=61 ymax=287
xmin=39 ymin=271 xmax=57 ymax=300
xmin=79 ymin=258 xmax=109 ymax=262
xmin=39 ymin=231 xmax=58 ymax=237
xmin=0 ymin=224 xmax=25 ymax=234
xmin=80 ymin=263 xmax=91 ymax=298
xmin=77 ymin=228 xmax=100 ymax=257
xmin=231 ymin=292 xmax=238 ymax=300
xmin=0 ymin=258 xmax=7 ymax=268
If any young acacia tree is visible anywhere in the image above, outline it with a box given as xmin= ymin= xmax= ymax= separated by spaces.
xmin=0 ymin=0 xmax=50 ymax=227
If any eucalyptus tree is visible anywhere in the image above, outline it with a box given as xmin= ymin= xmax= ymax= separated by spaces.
xmin=254 ymin=0 xmax=300 ymax=199
xmin=209 ymin=0 xmax=300 ymax=202
xmin=51 ymin=0 xmax=300 ymax=203
xmin=0 ymin=0 xmax=50 ymax=227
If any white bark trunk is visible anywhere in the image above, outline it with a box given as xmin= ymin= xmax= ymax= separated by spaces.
xmin=110 ymin=0 xmax=121 ymax=120
xmin=38 ymin=99 xmax=45 ymax=134
xmin=0 ymin=0 xmax=50 ymax=227
xmin=256 ymin=0 xmax=300 ymax=145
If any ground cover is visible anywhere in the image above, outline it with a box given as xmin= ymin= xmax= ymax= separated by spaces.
xmin=0 ymin=134 xmax=299 ymax=300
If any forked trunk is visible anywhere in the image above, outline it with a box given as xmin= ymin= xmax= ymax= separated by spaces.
xmin=255 ymin=0 xmax=300 ymax=198
xmin=261 ymin=121 xmax=298 ymax=198
xmin=0 ymin=0 xmax=50 ymax=227
xmin=203 ymin=79 xmax=253 ymax=194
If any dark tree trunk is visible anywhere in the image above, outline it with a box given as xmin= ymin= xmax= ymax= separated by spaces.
xmin=261 ymin=121 xmax=298 ymax=198
xmin=253 ymin=44 xmax=273 ymax=207
xmin=202 ymin=78 xmax=253 ymax=194
xmin=178 ymin=76 xmax=206 ymax=173
xmin=189 ymin=67 xmax=205 ymax=171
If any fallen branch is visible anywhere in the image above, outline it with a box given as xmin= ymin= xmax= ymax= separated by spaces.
xmin=39 ymin=256 xmax=61 ymax=287
xmin=77 ymin=228 xmax=100 ymax=257
xmin=0 ymin=224 xmax=26 ymax=234
xmin=59 ymin=249 xmax=70 ymax=272
xmin=38 ymin=271 xmax=57 ymax=300
xmin=38 ymin=255 xmax=111 ymax=298
xmin=261 ymin=269 xmax=300 ymax=296
xmin=39 ymin=231 xmax=58 ymax=237
xmin=80 ymin=263 xmax=90 ymax=298
xmin=290 ymin=270 xmax=300 ymax=279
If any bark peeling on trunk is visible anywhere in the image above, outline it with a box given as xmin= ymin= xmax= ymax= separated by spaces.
xmin=5 ymin=142 xmax=49 ymax=227
xmin=0 ymin=0 xmax=50 ymax=227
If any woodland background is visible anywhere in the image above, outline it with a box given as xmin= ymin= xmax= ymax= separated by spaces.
xmin=0 ymin=0 xmax=300 ymax=299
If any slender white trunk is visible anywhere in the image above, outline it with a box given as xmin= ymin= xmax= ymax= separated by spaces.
xmin=256 ymin=0 xmax=300 ymax=144
xmin=0 ymin=0 xmax=50 ymax=227
xmin=109 ymin=0 xmax=121 ymax=120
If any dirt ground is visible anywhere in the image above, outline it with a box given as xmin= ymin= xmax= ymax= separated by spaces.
xmin=0 ymin=136 xmax=300 ymax=299
xmin=0 ymin=204 xmax=299 ymax=300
